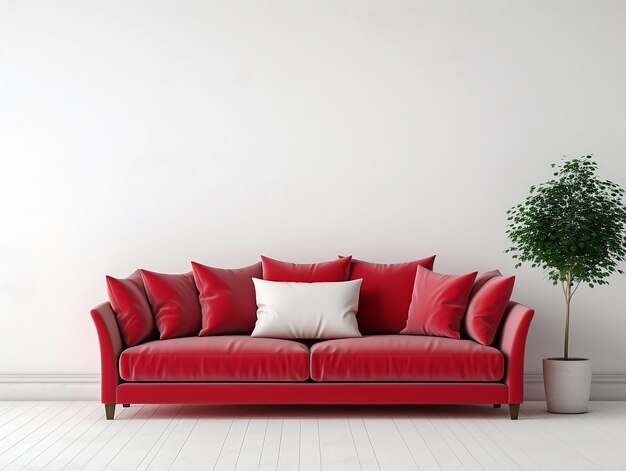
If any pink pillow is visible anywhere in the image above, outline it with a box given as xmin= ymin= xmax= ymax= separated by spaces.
xmin=347 ymin=256 xmax=436 ymax=334
xmin=106 ymin=270 xmax=156 ymax=346
xmin=140 ymin=270 xmax=202 ymax=340
xmin=464 ymin=275 xmax=515 ymax=345
xmin=261 ymin=255 xmax=352 ymax=282
xmin=401 ymin=266 xmax=477 ymax=339
xmin=192 ymin=261 xmax=263 ymax=336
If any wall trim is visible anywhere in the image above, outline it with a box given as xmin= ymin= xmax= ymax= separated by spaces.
xmin=524 ymin=373 xmax=626 ymax=401
xmin=0 ymin=374 xmax=100 ymax=383
xmin=0 ymin=374 xmax=100 ymax=400
xmin=0 ymin=373 xmax=624 ymax=401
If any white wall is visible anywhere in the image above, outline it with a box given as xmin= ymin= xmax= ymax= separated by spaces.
xmin=1 ymin=1 xmax=625 ymax=396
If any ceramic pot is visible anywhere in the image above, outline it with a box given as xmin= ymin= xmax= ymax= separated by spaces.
xmin=543 ymin=357 xmax=592 ymax=413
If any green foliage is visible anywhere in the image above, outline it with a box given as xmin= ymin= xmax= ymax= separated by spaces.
xmin=506 ymin=155 xmax=626 ymax=288
xmin=506 ymin=155 xmax=625 ymax=358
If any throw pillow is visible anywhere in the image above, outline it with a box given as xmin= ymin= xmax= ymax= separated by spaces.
xmin=345 ymin=256 xmax=436 ymax=334
xmin=192 ymin=261 xmax=263 ymax=335
xmin=401 ymin=266 xmax=477 ymax=339
xmin=140 ymin=269 xmax=202 ymax=340
xmin=463 ymin=274 xmax=515 ymax=345
xmin=106 ymin=270 xmax=156 ymax=346
xmin=251 ymin=278 xmax=362 ymax=339
xmin=469 ymin=269 xmax=502 ymax=299
xmin=261 ymin=255 xmax=352 ymax=282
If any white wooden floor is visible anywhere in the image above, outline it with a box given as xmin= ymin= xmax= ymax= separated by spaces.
xmin=0 ymin=401 xmax=623 ymax=471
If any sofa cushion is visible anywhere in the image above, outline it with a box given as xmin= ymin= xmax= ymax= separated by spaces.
xmin=106 ymin=270 xmax=156 ymax=346
xmin=119 ymin=336 xmax=309 ymax=382
xmin=347 ymin=256 xmax=436 ymax=334
xmin=192 ymin=261 xmax=262 ymax=336
xmin=464 ymin=275 xmax=515 ymax=346
xmin=400 ymin=267 xmax=477 ymax=339
xmin=251 ymin=278 xmax=362 ymax=339
xmin=261 ymin=255 xmax=352 ymax=282
xmin=469 ymin=270 xmax=502 ymax=299
xmin=140 ymin=270 xmax=202 ymax=340
xmin=310 ymin=335 xmax=504 ymax=382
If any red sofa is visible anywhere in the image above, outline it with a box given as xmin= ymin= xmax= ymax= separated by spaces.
xmin=91 ymin=299 xmax=534 ymax=421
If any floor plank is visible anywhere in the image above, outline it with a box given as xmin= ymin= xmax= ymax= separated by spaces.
xmin=277 ymin=417 xmax=300 ymax=471
xmin=457 ymin=418 xmax=522 ymax=470
xmin=0 ymin=403 xmax=66 ymax=457
xmin=318 ymin=417 xmax=361 ymax=471
xmin=258 ymin=417 xmax=282 ymax=471
xmin=40 ymin=405 xmax=116 ymax=471
xmin=213 ymin=417 xmax=249 ymax=471
xmin=63 ymin=404 xmax=146 ymax=470
xmin=49 ymin=404 xmax=139 ymax=470
xmin=348 ymin=418 xmax=380 ymax=471
xmin=471 ymin=417 xmax=542 ymax=471
xmin=0 ymin=402 xmax=45 ymax=430
xmin=141 ymin=413 xmax=196 ymax=471
xmin=0 ymin=402 xmax=623 ymax=471
xmin=299 ymin=418 xmax=321 ymax=471
xmin=168 ymin=413 xmax=232 ymax=470
xmin=363 ymin=417 xmax=419 ymax=471
xmin=235 ymin=418 xmax=268 ymax=471
xmin=22 ymin=403 xmax=102 ymax=470
xmin=103 ymin=405 xmax=182 ymax=471
xmin=0 ymin=402 xmax=91 ymax=471
xmin=393 ymin=417 xmax=441 ymax=470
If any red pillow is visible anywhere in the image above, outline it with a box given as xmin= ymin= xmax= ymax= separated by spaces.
xmin=192 ymin=261 xmax=263 ymax=336
xmin=401 ymin=266 xmax=477 ymax=339
xmin=261 ymin=255 xmax=352 ymax=282
xmin=106 ymin=270 xmax=156 ymax=346
xmin=463 ymin=275 xmax=515 ymax=345
xmin=469 ymin=270 xmax=502 ymax=299
xmin=140 ymin=270 xmax=202 ymax=340
xmin=347 ymin=256 xmax=436 ymax=334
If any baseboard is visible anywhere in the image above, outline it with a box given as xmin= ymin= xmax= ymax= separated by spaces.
xmin=524 ymin=373 xmax=626 ymax=401
xmin=0 ymin=374 xmax=100 ymax=400
xmin=0 ymin=374 xmax=624 ymax=401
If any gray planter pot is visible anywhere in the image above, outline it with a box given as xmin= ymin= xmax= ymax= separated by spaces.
xmin=543 ymin=358 xmax=592 ymax=413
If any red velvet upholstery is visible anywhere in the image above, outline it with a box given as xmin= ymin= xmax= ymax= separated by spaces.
xmin=192 ymin=261 xmax=262 ymax=335
xmin=469 ymin=270 xmax=502 ymax=299
xmin=140 ymin=270 xmax=202 ymax=340
xmin=90 ymin=302 xmax=123 ymax=404
xmin=493 ymin=302 xmax=534 ymax=403
xmin=262 ymin=255 xmax=352 ymax=282
xmin=119 ymin=336 xmax=309 ymax=382
xmin=464 ymin=275 xmax=515 ymax=345
xmin=116 ymin=382 xmax=508 ymax=405
xmin=347 ymin=256 xmax=436 ymax=334
xmin=400 ymin=267 xmax=477 ymax=339
xmin=106 ymin=270 xmax=156 ymax=346
xmin=310 ymin=335 xmax=503 ymax=382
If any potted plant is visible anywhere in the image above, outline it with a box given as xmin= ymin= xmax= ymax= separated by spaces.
xmin=506 ymin=155 xmax=626 ymax=413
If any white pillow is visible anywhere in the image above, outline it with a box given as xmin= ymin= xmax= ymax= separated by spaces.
xmin=251 ymin=278 xmax=362 ymax=339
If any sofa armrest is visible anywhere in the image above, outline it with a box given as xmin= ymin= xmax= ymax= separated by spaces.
xmin=90 ymin=302 xmax=123 ymax=404
xmin=493 ymin=301 xmax=534 ymax=404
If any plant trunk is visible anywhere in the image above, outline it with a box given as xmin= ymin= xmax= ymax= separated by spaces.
xmin=564 ymin=292 xmax=570 ymax=359
xmin=563 ymin=272 xmax=572 ymax=359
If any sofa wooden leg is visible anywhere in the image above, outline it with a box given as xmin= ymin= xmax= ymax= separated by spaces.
xmin=105 ymin=403 xmax=116 ymax=420
xmin=493 ymin=404 xmax=501 ymax=408
xmin=509 ymin=403 xmax=520 ymax=420
xmin=123 ymin=403 xmax=130 ymax=408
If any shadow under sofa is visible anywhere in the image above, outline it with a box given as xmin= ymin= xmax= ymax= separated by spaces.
xmin=91 ymin=300 xmax=534 ymax=421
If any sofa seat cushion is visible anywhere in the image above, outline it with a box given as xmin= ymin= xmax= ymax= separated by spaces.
xmin=120 ymin=336 xmax=310 ymax=382
xmin=310 ymin=335 xmax=504 ymax=382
